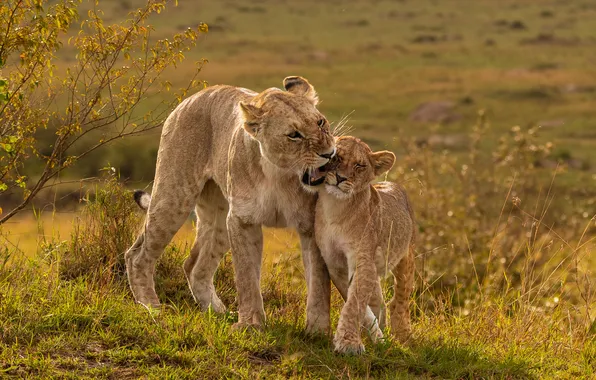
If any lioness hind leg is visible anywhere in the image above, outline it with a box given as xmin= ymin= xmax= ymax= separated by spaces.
xmin=389 ymin=247 xmax=414 ymax=343
xmin=125 ymin=187 xmax=196 ymax=308
xmin=184 ymin=181 xmax=229 ymax=313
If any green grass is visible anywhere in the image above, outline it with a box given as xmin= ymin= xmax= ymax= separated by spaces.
xmin=1 ymin=247 xmax=592 ymax=379
xmin=1 ymin=163 xmax=594 ymax=379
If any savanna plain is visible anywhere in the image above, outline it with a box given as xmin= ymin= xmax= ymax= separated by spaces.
xmin=1 ymin=0 xmax=595 ymax=378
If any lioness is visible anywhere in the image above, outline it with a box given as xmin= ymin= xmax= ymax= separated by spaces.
xmin=125 ymin=77 xmax=335 ymax=332
xmin=314 ymin=136 xmax=415 ymax=354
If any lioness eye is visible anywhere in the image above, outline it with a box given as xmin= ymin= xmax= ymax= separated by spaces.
xmin=317 ymin=119 xmax=326 ymax=127
xmin=287 ymin=130 xmax=304 ymax=139
xmin=355 ymin=163 xmax=366 ymax=170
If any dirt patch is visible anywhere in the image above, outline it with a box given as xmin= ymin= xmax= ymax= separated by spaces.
xmin=411 ymin=34 xmax=462 ymax=44
xmin=561 ymin=83 xmax=596 ymax=94
xmin=415 ymin=134 xmax=468 ymax=150
xmin=409 ymin=101 xmax=461 ymax=123
xmin=493 ymin=19 xmax=527 ymax=30
xmin=344 ymin=19 xmax=369 ymax=27
xmin=248 ymin=348 xmax=282 ymax=366
xmin=520 ymin=33 xmax=581 ymax=45
xmin=491 ymin=86 xmax=560 ymax=101
xmin=537 ymin=158 xmax=589 ymax=170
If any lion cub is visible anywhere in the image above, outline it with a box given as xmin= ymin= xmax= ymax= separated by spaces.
xmin=315 ymin=136 xmax=415 ymax=354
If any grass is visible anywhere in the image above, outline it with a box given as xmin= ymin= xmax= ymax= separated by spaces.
xmin=1 ymin=216 xmax=593 ymax=378
xmin=1 ymin=146 xmax=595 ymax=378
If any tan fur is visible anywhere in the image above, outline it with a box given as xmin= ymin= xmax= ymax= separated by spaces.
xmin=125 ymin=77 xmax=335 ymax=332
xmin=315 ymin=136 xmax=415 ymax=354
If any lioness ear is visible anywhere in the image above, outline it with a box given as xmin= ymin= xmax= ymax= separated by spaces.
xmin=283 ymin=76 xmax=318 ymax=105
xmin=370 ymin=151 xmax=396 ymax=176
xmin=240 ymin=101 xmax=265 ymax=137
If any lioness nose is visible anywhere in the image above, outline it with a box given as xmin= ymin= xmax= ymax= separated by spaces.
xmin=318 ymin=147 xmax=336 ymax=159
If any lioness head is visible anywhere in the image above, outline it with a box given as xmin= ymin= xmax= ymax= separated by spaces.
xmin=239 ymin=76 xmax=335 ymax=188
xmin=322 ymin=136 xmax=395 ymax=199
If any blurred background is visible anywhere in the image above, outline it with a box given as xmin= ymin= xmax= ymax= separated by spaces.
xmin=24 ymin=0 xmax=596 ymax=189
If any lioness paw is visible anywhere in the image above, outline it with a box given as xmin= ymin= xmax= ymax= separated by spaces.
xmin=334 ymin=339 xmax=365 ymax=355
xmin=305 ymin=320 xmax=330 ymax=336
xmin=231 ymin=321 xmax=263 ymax=332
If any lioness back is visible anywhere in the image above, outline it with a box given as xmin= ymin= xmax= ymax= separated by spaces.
xmin=154 ymin=85 xmax=257 ymax=193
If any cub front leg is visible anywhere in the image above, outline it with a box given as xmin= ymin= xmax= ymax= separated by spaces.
xmin=227 ymin=214 xmax=266 ymax=329
xmin=334 ymin=248 xmax=378 ymax=354
xmin=299 ymin=232 xmax=331 ymax=335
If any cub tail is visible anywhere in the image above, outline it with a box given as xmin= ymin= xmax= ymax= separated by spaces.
xmin=133 ymin=190 xmax=151 ymax=211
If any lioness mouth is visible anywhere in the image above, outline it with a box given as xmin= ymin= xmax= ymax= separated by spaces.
xmin=301 ymin=165 xmax=327 ymax=186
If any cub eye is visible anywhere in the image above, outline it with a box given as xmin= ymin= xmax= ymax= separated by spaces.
xmin=287 ymin=130 xmax=304 ymax=140
xmin=354 ymin=163 xmax=366 ymax=170
xmin=317 ymin=119 xmax=326 ymax=127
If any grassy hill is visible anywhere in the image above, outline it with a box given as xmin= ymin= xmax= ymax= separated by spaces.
xmin=50 ymin=0 xmax=596 ymax=185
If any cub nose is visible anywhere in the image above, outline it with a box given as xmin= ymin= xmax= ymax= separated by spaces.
xmin=318 ymin=147 xmax=336 ymax=160
xmin=336 ymin=173 xmax=347 ymax=184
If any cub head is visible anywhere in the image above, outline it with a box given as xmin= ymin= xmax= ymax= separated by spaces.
xmin=323 ymin=136 xmax=395 ymax=199
xmin=239 ymin=76 xmax=335 ymax=189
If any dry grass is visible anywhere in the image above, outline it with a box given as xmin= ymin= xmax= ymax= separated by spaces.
xmin=1 ymin=132 xmax=594 ymax=378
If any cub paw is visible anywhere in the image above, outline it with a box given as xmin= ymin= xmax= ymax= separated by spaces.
xmin=368 ymin=325 xmax=384 ymax=343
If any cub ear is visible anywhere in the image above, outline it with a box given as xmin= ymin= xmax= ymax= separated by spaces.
xmin=239 ymin=101 xmax=265 ymax=137
xmin=283 ymin=76 xmax=318 ymax=105
xmin=370 ymin=150 xmax=396 ymax=176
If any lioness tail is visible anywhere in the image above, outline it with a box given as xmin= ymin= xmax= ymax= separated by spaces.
xmin=133 ymin=190 xmax=151 ymax=211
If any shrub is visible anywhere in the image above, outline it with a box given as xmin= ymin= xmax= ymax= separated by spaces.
xmin=60 ymin=168 xmax=140 ymax=285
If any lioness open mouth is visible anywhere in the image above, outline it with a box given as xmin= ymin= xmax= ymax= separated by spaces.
xmin=301 ymin=165 xmax=328 ymax=186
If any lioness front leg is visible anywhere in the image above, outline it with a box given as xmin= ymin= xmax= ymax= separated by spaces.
xmin=299 ymin=233 xmax=331 ymax=335
xmin=334 ymin=248 xmax=378 ymax=354
xmin=227 ymin=214 xmax=266 ymax=329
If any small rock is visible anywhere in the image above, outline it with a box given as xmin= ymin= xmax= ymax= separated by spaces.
xmin=510 ymin=20 xmax=527 ymax=30
xmin=538 ymin=119 xmax=565 ymax=128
